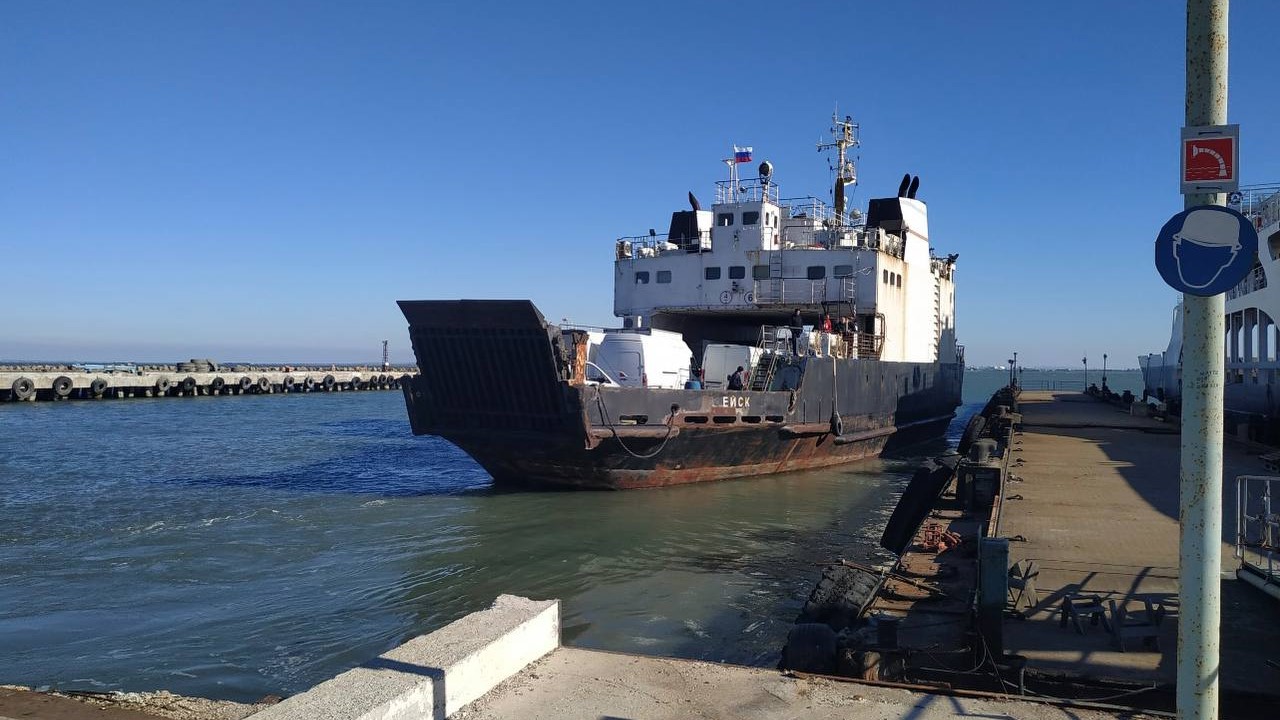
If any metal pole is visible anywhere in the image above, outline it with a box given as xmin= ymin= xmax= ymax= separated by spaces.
xmin=1103 ymin=353 xmax=1108 ymax=389
xmin=1180 ymin=2 xmax=1227 ymax=718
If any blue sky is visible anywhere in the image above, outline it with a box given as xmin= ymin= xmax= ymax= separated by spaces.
xmin=3 ymin=1 xmax=1277 ymax=366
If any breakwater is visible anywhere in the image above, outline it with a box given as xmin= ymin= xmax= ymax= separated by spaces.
xmin=1 ymin=362 xmax=416 ymax=402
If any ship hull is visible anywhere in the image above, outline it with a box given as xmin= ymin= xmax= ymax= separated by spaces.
xmin=398 ymin=300 xmax=962 ymax=490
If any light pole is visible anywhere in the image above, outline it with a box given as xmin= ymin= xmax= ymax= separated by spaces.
xmin=1083 ymin=355 xmax=1088 ymax=392
xmin=1179 ymin=2 xmax=1227 ymax=717
xmin=1103 ymin=353 xmax=1108 ymax=391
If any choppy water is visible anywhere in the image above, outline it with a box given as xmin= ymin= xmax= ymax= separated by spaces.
xmin=0 ymin=369 xmax=1132 ymax=701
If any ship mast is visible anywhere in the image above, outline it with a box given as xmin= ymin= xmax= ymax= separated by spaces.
xmin=817 ymin=112 xmax=859 ymax=226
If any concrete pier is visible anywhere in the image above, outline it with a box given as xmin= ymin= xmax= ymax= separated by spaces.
xmin=1000 ymin=391 xmax=1280 ymax=702
xmin=243 ymin=593 xmax=1151 ymax=720
xmin=0 ymin=365 xmax=416 ymax=402
xmin=772 ymin=388 xmax=1280 ymax=716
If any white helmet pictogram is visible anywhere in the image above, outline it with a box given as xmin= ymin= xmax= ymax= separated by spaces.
xmin=1172 ymin=208 xmax=1240 ymax=290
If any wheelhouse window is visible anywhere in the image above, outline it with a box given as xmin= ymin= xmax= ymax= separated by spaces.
xmin=742 ymin=211 xmax=760 ymax=226
xmin=729 ymin=265 xmax=746 ymax=279
xmin=636 ymin=271 xmax=650 ymax=284
xmin=656 ymin=270 xmax=672 ymax=283
xmin=717 ymin=213 xmax=734 ymax=227
xmin=807 ymin=265 xmax=826 ymax=280
xmin=705 ymin=267 xmax=721 ymax=280
xmin=753 ymin=265 xmax=770 ymax=280
xmin=882 ymin=269 xmax=889 ymax=284
xmin=834 ymin=264 xmax=853 ymax=277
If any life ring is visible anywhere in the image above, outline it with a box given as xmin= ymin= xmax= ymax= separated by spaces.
xmin=11 ymin=377 xmax=35 ymax=401
xmin=52 ymin=375 xmax=73 ymax=398
xmin=90 ymin=378 xmax=108 ymax=397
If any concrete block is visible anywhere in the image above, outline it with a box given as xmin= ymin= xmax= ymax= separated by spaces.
xmin=249 ymin=595 xmax=559 ymax=720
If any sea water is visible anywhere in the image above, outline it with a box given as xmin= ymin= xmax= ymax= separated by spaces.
xmin=0 ymin=369 xmax=1140 ymax=701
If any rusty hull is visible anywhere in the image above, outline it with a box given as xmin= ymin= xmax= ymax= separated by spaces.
xmin=398 ymin=299 xmax=963 ymax=489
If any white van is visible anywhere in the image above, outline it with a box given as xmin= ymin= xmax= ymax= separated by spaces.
xmin=701 ymin=344 xmax=763 ymax=390
xmin=588 ymin=329 xmax=693 ymax=389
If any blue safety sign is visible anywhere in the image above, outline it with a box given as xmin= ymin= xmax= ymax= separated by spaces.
xmin=1155 ymin=205 xmax=1258 ymax=296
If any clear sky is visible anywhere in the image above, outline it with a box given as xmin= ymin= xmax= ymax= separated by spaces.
xmin=3 ymin=1 xmax=1278 ymax=366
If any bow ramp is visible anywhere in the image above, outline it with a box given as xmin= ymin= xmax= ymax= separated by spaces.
xmin=397 ymin=299 xmax=584 ymax=437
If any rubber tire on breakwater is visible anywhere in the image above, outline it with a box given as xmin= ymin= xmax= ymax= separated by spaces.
xmin=180 ymin=376 xmax=197 ymax=394
xmin=282 ymin=375 xmax=295 ymax=391
xmin=256 ymin=377 xmax=270 ymax=393
xmin=239 ymin=376 xmax=253 ymax=392
xmin=210 ymin=377 xmax=226 ymax=394
xmin=52 ymin=376 xmax=73 ymax=398
xmin=779 ymin=623 xmax=838 ymax=673
xmin=799 ymin=565 xmax=880 ymax=632
xmin=349 ymin=377 xmax=362 ymax=391
xmin=90 ymin=378 xmax=108 ymax=397
xmin=956 ymin=414 xmax=987 ymax=457
xmin=322 ymin=374 xmax=336 ymax=391
xmin=303 ymin=376 xmax=315 ymax=392
xmin=11 ymin=377 xmax=35 ymax=401
xmin=155 ymin=377 xmax=172 ymax=395
xmin=880 ymin=462 xmax=954 ymax=556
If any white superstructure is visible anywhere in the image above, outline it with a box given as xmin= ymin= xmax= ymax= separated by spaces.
xmin=611 ymin=116 xmax=959 ymax=365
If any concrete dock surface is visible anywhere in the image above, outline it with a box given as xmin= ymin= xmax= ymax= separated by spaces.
xmin=453 ymin=647 xmax=1157 ymax=719
xmin=1002 ymin=390 xmax=1280 ymax=697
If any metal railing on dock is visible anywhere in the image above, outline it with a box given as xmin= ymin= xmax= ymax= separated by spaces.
xmin=1236 ymin=475 xmax=1280 ymax=585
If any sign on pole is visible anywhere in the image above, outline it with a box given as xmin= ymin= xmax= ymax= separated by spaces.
xmin=1181 ymin=124 xmax=1239 ymax=194
xmin=1155 ymin=204 xmax=1258 ymax=296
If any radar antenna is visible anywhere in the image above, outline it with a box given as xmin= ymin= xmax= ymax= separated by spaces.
xmin=816 ymin=111 xmax=859 ymax=225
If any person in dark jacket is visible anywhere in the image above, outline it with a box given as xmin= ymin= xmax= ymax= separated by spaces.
xmin=727 ymin=366 xmax=746 ymax=390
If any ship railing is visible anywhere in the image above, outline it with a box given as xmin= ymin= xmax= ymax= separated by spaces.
xmin=1236 ymin=475 xmax=1280 ymax=586
xmin=616 ymin=232 xmax=710 ymax=259
xmin=779 ymin=196 xmax=866 ymax=229
xmin=1227 ymin=263 xmax=1268 ymax=300
xmin=715 ymin=178 xmax=780 ymax=205
xmin=1234 ymin=183 xmax=1280 ymax=229
xmin=752 ymin=278 xmax=829 ymax=305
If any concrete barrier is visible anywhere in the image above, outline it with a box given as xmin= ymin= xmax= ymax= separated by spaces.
xmin=249 ymin=595 xmax=559 ymax=720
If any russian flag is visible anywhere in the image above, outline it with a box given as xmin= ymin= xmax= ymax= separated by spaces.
xmin=734 ymin=145 xmax=753 ymax=164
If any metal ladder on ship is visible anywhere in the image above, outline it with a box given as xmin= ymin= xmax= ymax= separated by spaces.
xmin=769 ymin=249 xmax=784 ymax=302
xmin=750 ymin=326 xmax=785 ymax=391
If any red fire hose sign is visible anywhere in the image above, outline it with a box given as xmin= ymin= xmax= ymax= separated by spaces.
xmin=1181 ymin=124 xmax=1239 ymax=194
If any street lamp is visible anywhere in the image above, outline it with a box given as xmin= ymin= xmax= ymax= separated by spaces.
xmin=1082 ymin=354 xmax=1088 ymax=393
xmin=1103 ymin=353 xmax=1108 ymax=391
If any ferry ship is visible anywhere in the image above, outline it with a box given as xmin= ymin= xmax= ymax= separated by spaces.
xmin=1141 ymin=184 xmax=1280 ymax=442
xmin=399 ymin=116 xmax=965 ymax=488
